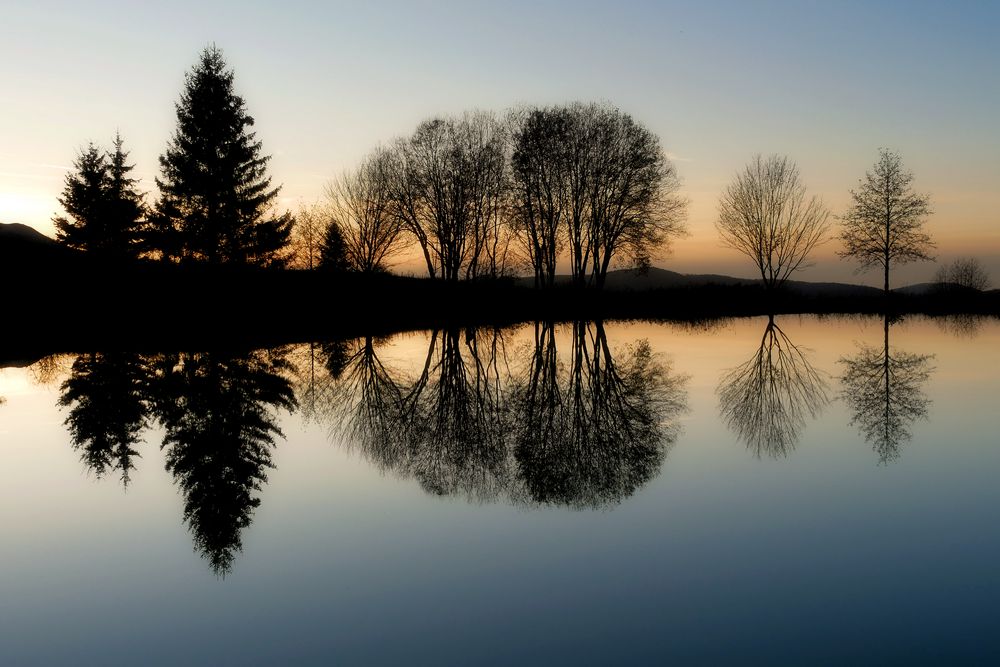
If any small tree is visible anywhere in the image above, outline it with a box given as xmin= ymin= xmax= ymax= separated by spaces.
xmin=716 ymin=155 xmax=829 ymax=290
xmin=289 ymin=202 xmax=328 ymax=270
xmin=839 ymin=149 xmax=933 ymax=293
xmin=319 ymin=219 xmax=348 ymax=272
xmin=155 ymin=46 xmax=291 ymax=266
xmin=934 ymin=257 xmax=991 ymax=291
xmin=328 ymin=148 xmax=407 ymax=273
xmin=54 ymin=133 xmax=145 ymax=257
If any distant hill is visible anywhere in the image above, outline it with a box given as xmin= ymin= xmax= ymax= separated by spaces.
xmin=0 ymin=223 xmax=77 ymax=272
xmin=0 ymin=222 xmax=58 ymax=246
xmin=520 ymin=267 xmax=886 ymax=298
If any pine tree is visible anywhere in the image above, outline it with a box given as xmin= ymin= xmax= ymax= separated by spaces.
xmin=54 ymin=143 xmax=108 ymax=252
xmin=319 ymin=219 xmax=348 ymax=272
xmin=104 ymin=132 xmax=146 ymax=256
xmin=53 ymin=134 xmax=145 ymax=258
xmin=154 ymin=46 xmax=291 ymax=266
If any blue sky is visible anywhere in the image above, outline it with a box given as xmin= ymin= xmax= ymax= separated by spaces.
xmin=2 ymin=0 xmax=997 ymax=282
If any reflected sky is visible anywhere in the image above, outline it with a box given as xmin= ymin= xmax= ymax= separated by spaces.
xmin=1 ymin=316 xmax=999 ymax=664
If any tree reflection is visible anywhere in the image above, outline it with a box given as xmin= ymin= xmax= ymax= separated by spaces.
xmin=717 ymin=316 xmax=828 ymax=458
xmin=404 ymin=329 xmax=513 ymax=500
xmin=58 ymin=352 xmax=151 ymax=486
xmin=325 ymin=335 xmax=409 ymax=476
xmin=321 ymin=323 xmax=687 ymax=508
xmin=839 ymin=316 xmax=934 ymax=464
xmin=150 ymin=349 xmax=296 ymax=575
xmin=934 ymin=314 xmax=989 ymax=339
xmin=326 ymin=330 xmax=514 ymax=502
xmin=511 ymin=322 xmax=687 ymax=508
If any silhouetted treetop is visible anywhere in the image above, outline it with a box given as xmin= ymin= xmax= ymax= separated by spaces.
xmin=511 ymin=103 xmax=687 ymax=288
xmin=54 ymin=133 xmax=145 ymax=258
xmin=154 ymin=46 xmax=291 ymax=266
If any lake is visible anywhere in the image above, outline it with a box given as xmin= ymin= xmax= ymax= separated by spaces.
xmin=1 ymin=315 xmax=998 ymax=665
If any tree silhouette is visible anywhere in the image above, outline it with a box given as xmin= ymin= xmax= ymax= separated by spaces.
xmin=54 ymin=133 xmax=145 ymax=258
xmin=58 ymin=352 xmax=151 ymax=486
xmin=839 ymin=316 xmax=934 ymax=463
xmin=154 ymin=46 xmax=291 ymax=266
xmin=934 ymin=257 xmax=991 ymax=292
xmin=389 ymin=112 xmax=514 ymax=281
xmin=319 ymin=217 xmax=348 ymax=272
xmin=328 ymin=147 xmax=408 ymax=273
xmin=716 ymin=155 xmax=829 ymax=290
xmin=839 ymin=149 xmax=934 ymax=293
xmin=511 ymin=107 xmax=570 ymax=288
xmin=511 ymin=103 xmax=687 ymax=288
xmin=717 ymin=316 xmax=828 ymax=458
xmin=151 ymin=349 xmax=296 ymax=575
xmin=289 ymin=202 xmax=328 ymax=270
xmin=511 ymin=322 xmax=688 ymax=508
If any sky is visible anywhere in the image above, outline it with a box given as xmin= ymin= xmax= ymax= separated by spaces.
xmin=1 ymin=0 xmax=998 ymax=285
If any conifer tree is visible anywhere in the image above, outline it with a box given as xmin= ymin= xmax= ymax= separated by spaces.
xmin=54 ymin=143 xmax=108 ymax=252
xmin=53 ymin=133 xmax=146 ymax=258
xmin=155 ymin=46 xmax=291 ymax=266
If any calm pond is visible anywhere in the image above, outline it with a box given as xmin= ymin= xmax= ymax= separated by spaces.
xmin=1 ymin=315 xmax=998 ymax=665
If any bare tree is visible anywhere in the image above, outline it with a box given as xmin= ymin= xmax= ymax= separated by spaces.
xmin=327 ymin=147 xmax=408 ymax=273
xmin=839 ymin=149 xmax=933 ymax=293
xmin=716 ymin=155 xmax=830 ymax=290
xmin=582 ymin=105 xmax=687 ymax=288
xmin=934 ymin=257 xmax=991 ymax=291
xmin=511 ymin=106 xmax=572 ymax=288
xmin=510 ymin=103 xmax=686 ymax=288
xmin=388 ymin=112 xmax=514 ymax=282
xmin=289 ymin=201 xmax=328 ymax=270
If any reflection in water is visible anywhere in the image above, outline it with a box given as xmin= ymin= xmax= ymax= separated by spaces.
xmin=150 ymin=350 xmax=297 ymax=575
xmin=512 ymin=322 xmax=687 ymax=508
xmin=407 ymin=329 xmax=513 ymax=500
xmin=44 ymin=324 xmax=682 ymax=570
xmin=327 ymin=330 xmax=516 ymax=502
xmin=59 ymin=353 xmax=151 ymax=486
xmin=839 ymin=316 xmax=934 ymax=464
xmin=934 ymin=314 xmax=989 ymax=339
xmin=324 ymin=323 xmax=688 ymax=508
xmin=717 ymin=317 xmax=828 ymax=458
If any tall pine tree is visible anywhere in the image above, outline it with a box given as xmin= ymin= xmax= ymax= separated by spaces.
xmin=54 ymin=133 xmax=145 ymax=257
xmin=154 ymin=46 xmax=291 ymax=266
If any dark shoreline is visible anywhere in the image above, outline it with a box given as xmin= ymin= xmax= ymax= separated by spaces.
xmin=3 ymin=263 xmax=997 ymax=360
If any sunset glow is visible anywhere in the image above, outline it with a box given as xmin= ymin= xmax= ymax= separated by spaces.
xmin=2 ymin=1 xmax=997 ymax=286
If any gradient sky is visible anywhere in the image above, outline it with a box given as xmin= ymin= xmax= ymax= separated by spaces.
xmin=2 ymin=0 xmax=997 ymax=284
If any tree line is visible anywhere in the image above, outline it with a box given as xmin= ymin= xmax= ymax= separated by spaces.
xmin=53 ymin=46 xmax=990 ymax=293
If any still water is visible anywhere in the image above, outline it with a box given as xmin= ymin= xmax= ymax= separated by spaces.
xmin=1 ymin=315 xmax=998 ymax=665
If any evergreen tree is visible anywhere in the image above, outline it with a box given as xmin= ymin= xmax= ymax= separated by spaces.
xmin=54 ymin=143 xmax=107 ymax=252
xmin=104 ymin=132 xmax=146 ymax=256
xmin=54 ymin=135 xmax=146 ymax=258
xmin=154 ymin=46 xmax=291 ymax=266
xmin=319 ymin=219 xmax=348 ymax=272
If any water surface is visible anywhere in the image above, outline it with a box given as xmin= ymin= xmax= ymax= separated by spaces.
xmin=1 ymin=315 xmax=998 ymax=665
